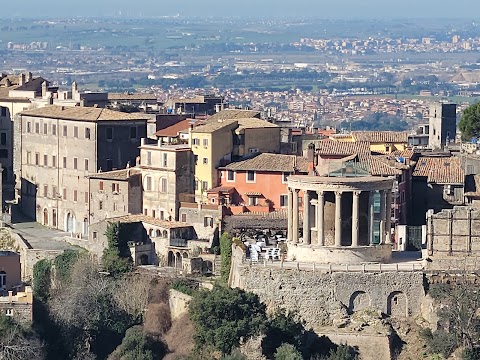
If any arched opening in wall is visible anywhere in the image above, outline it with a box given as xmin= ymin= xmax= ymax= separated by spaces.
xmin=387 ymin=291 xmax=407 ymax=317
xmin=182 ymin=252 xmax=189 ymax=259
xmin=348 ymin=291 xmax=371 ymax=314
xmin=163 ymin=230 xmax=168 ymax=238
xmin=43 ymin=208 xmax=48 ymax=226
xmin=175 ymin=252 xmax=182 ymax=268
xmin=167 ymin=251 xmax=175 ymax=267
xmin=139 ymin=254 xmax=149 ymax=265
xmin=0 ymin=271 xmax=6 ymax=290
xmin=82 ymin=218 xmax=88 ymax=236
xmin=156 ymin=229 xmax=161 ymax=237
xmin=66 ymin=212 xmax=75 ymax=233
xmin=52 ymin=209 xmax=57 ymax=228
xmin=148 ymin=229 xmax=154 ymax=237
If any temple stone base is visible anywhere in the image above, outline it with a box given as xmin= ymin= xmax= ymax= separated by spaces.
xmin=287 ymin=243 xmax=392 ymax=264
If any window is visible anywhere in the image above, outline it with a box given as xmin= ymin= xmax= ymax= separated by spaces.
xmin=63 ymin=157 xmax=67 ymax=168
xmin=52 ymin=186 xmax=57 ymax=198
xmin=44 ymin=154 xmax=48 ymax=166
xmin=160 ymin=211 xmax=164 ymax=220
xmin=247 ymin=171 xmax=255 ymax=182
xmin=181 ymin=213 xmax=187 ymax=222
xmin=0 ymin=132 xmax=6 ymax=145
xmin=35 ymin=152 xmax=40 ymax=166
xmin=202 ymin=181 xmax=208 ymax=191
xmin=99 ymin=201 xmax=103 ymax=210
xmin=130 ymin=126 xmax=137 ymax=139
xmin=85 ymin=192 xmax=89 ymax=204
xmin=112 ymin=183 xmax=119 ymax=193
xmin=43 ymin=185 xmax=48 ymax=197
xmin=163 ymin=153 xmax=168 ymax=167
xmin=5 ymin=309 xmax=13 ymax=317
xmin=194 ymin=180 xmax=198 ymax=190
xmin=202 ymin=157 xmax=208 ymax=164
xmin=52 ymin=124 xmax=56 ymax=136
xmin=227 ymin=170 xmax=235 ymax=181
xmin=106 ymin=127 xmax=113 ymax=140
xmin=84 ymin=158 xmax=89 ymax=171
xmin=27 ymin=122 xmax=31 ymax=133
xmin=194 ymin=155 xmax=198 ymax=164
xmin=99 ymin=181 xmax=104 ymax=191
xmin=144 ymin=208 xmax=148 ymax=216
xmin=192 ymin=138 xmax=200 ymax=146
xmin=35 ymin=122 xmax=39 ymax=134
xmin=52 ymin=155 xmax=56 ymax=167
xmin=145 ymin=176 xmax=152 ymax=191
xmin=43 ymin=123 xmax=48 ymax=135
xmin=74 ymin=126 xmax=78 ymax=138
xmin=73 ymin=158 xmax=78 ymax=170
xmin=63 ymin=188 xmax=67 ymax=200
xmin=114 ymin=203 xmax=118 ymax=212
xmin=26 ymin=152 xmax=31 ymax=164
xmin=280 ymin=195 xmax=288 ymax=207
xmin=204 ymin=217 xmax=214 ymax=228
xmin=248 ymin=196 xmax=258 ymax=206
xmin=85 ymin=128 xmax=91 ymax=139
xmin=373 ymin=191 xmax=381 ymax=213
xmin=152 ymin=209 xmax=156 ymax=218
xmin=147 ymin=151 xmax=152 ymax=165
xmin=0 ymin=149 xmax=7 ymax=158
xmin=73 ymin=190 xmax=78 ymax=202
xmin=161 ymin=178 xmax=167 ymax=192
xmin=93 ymin=232 xmax=97 ymax=240
xmin=203 ymin=138 xmax=208 ymax=147
xmin=63 ymin=125 xmax=67 ymax=137
xmin=282 ymin=173 xmax=289 ymax=183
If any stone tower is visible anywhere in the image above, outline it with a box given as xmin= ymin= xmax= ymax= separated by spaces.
xmin=428 ymin=103 xmax=457 ymax=149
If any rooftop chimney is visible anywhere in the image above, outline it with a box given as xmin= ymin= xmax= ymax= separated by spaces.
xmin=41 ymin=81 xmax=47 ymax=98
xmin=72 ymin=81 xmax=78 ymax=94
xmin=26 ymin=72 xmax=32 ymax=82
xmin=5 ymin=79 xmax=11 ymax=87
xmin=18 ymin=73 xmax=25 ymax=86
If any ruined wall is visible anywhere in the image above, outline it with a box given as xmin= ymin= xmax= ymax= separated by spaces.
xmin=168 ymin=288 xmax=192 ymax=320
xmin=233 ymin=264 xmax=425 ymax=330
xmin=426 ymin=206 xmax=480 ymax=270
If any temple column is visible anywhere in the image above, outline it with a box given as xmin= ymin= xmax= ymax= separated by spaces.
xmin=287 ymin=189 xmax=293 ymax=241
xmin=292 ymin=189 xmax=299 ymax=243
xmin=351 ymin=191 xmax=361 ymax=247
xmin=385 ymin=190 xmax=393 ymax=244
xmin=303 ymin=191 xmax=311 ymax=244
xmin=335 ymin=191 xmax=342 ymax=247
xmin=317 ymin=191 xmax=324 ymax=246
xmin=368 ymin=191 xmax=375 ymax=245
xmin=379 ymin=190 xmax=386 ymax=244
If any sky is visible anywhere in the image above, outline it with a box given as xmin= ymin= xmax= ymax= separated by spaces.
xmin=2 ymin=0 xmax=479 ymax=19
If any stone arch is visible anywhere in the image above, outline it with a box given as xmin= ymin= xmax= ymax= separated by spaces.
xmin=387 ymin=291 xmax=407 ymax=317
xmin=167 ymin=251 xmax=175 ymax=267
xmin=66 ymin=212 xmax=75 ymax=233
xmin=182 ymin=252 xmax=189 ymax=259
xmin=155 ymin=229 xmax=161 ymax=237
xmin=148 ymin=228 xmax=154 ymax=237
xmin=139 ymin=254 xmax=149 ymax=265
xmin=162 ymin=230 xmax=168 ymax=238
xmin=175 ymin=252 xmax=182 ymax=268
xmin=348 ymin=290 xmax=371 ymax=314
xmin=43 ymin=208 xmax=48 ymax=226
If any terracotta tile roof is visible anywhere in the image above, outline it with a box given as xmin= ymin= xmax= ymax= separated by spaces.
xmin=108 ymin=93 xmax=157 ymax=101
xmin=207 ymin=186 xmax=235 ymax=193
xmin=464 ymin=175 xmax=480 ymax=197
xmin=88 ymin=168 xmax=140 ymax=180
xmin=358 ymin=154 xmax=403 ymax=176
xmin=236 ymin=117 xmax=278 ymax=129
xmin=391 ymin=149 xmax=416 ymax=160
xmin=19 ymin=105 xmax=150 ymax=122
xmin=315 ymin=140 xmax=370 ymax=156
xmin=154 ymin=119 xmax=192 ymax=137
xmin=208 ymin=109 xmax=261 ymax=121
xmin=192 ymin=119 xmax=237 ymax=133
xmin=413 ymin=156 xmax=464 ymax=184
xmin=352 ymin=131 xmax=409 ymax=143
xmin=223 ymin=153 xmax=308 ymax=173
xmin=105 ymin=214 xmax=191 ymax=229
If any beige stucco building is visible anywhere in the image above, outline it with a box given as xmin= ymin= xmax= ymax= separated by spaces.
xmin=15 ymin=105 xmax=148 ymax=235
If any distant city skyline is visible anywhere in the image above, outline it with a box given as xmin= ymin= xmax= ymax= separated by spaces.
xmin=2 ymin=0 xmax=479 ymax=19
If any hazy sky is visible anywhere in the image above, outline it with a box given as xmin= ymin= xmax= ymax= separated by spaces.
xmin=2 ymin=0 xmax=479 ymax=18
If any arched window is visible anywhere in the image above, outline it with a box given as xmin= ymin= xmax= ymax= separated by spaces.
xmin=162 ymin=230 xmax=168 ymax=238
xmin=156 ymin=230 xmax=161 ymax=237
xmin=148 ymin=229 xmax=154 ymax=237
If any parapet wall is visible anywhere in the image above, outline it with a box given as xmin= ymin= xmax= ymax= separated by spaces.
xmin=232 ymin=262 xmax=425 ymax=330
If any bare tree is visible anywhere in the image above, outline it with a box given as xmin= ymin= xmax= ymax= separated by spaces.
xmin=0 ymin=322 xmax=44 ymax=360
xmin=112 ymin=273 xmax=152 ymax=321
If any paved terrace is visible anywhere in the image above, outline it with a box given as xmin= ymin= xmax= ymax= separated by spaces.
xmin=241 ymin=251 xmax=424 ymax=272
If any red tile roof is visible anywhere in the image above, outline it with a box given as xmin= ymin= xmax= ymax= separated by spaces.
xmin=413 ymin=156 xmax=464 ymax=184
xmin=154 ymin=118 xmax=192 ymax=137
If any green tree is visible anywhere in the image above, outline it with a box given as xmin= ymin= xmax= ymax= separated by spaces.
xmin=274 ymin=343 xmax=303 ymax=360
xmin=328 ymin=344 xmax=358 ymax=360
xmin=189 ymin=285 xmax=267 ymax=355
xmin=32 ymin=259 xmax=52 ymax=302
xmin=102 ymin=222 xmax=133 ymax=276
xmin=54 ymin=249 xmax=81 ymax=284
xmin=459 ymin=102 xmax=480 ymax=141
xmin=220 ymin=232 xmax=233 ymax=284
xmin=108 ymin=325 xmax=167 ymax=360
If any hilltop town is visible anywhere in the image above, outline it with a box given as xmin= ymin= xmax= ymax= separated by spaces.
xmin=1 ymin=68 xmax=480 ymax=360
